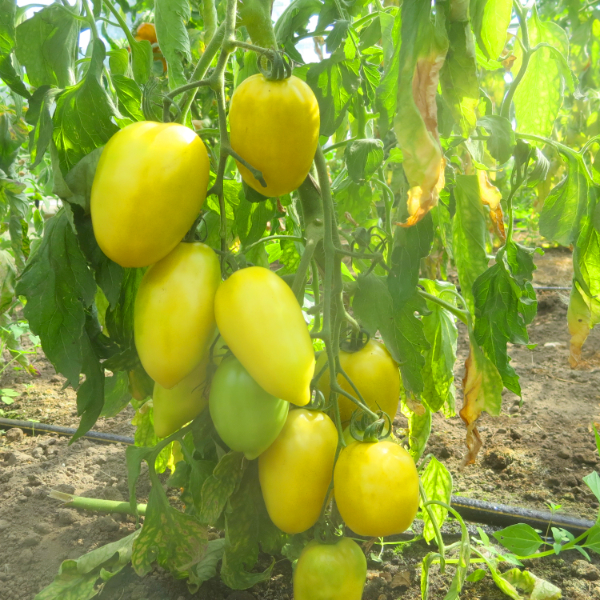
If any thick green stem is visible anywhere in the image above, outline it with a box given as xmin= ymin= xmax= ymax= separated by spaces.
xmin=419 ymin=481 xmax=446 ymax=570
xmin=292 ymin=238 xmax=318 ymax=303
xmin=237 ymin=0 xmax=278 ymax=48
xmin=203 ymin=0 xmax=218 ymax=45
xmin=102 ymin=0 xmax=137 ymax=47
xmin=50 ymin=490 xmax=147 ymax=516
xmin=83 ymin=0 xmax=99 ymax=41
xmin=418 ymin=290 xmax=469 ymax=325
xmin=176 ymin=23 xmax=226 ymax=124
xmin=500 ymin=2 xmax=530 ymax=119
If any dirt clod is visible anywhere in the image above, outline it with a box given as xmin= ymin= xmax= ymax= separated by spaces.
xmin=572 ymin=560 xmax=600 ymax=581
xmin=5 ymin=428 xmax=24 ymax=443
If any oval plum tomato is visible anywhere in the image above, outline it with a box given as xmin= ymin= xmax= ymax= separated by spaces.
xmin=153 ymin=358 xmax=208 ymax=438
xmin=228 ymin=74 xmax=320 ymax=197
xmin=316 ymin=339 xmax=400 ymax=424
xmin=209 ymin=357 xmax=289 ymax=460
xmin=91 ymin=122 xmax=209 ymax=267
xmin=258 ymin=409 xmax=337 ymax=534
xmin=214 ymin=266 xmax=315 ymax=406
xmin=134 ymin=242 xmax=220 ymax=389
xmin=333 ymin=440 xmax=419 ymax=537
xmin=293 ymin=537 xmax=367 ymax=600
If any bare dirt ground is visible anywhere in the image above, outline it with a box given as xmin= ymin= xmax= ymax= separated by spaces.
xmin=1 ymin=247 xmax=600 ymax=600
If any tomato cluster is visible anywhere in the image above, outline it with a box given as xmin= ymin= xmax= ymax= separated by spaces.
xmin=90 ymin=74 xmax=419 ymax=598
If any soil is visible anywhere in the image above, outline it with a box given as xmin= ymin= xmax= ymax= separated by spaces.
xmin=1 ymin=247 xmax=600 ymax=600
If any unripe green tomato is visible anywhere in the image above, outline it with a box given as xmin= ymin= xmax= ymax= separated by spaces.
xmin=91 ymin=121 xmax=210 ymax=267
xmin=153 ymin=358 xmax=208 ymax=439
xmin=259 ymin=409 xmax=337 ymax=534
xmin=228 ymin=74 xmax=320 ymax=197
xmin=209 ymin=357 xmax=289 ymax=460
xmin=316 ymin=339 xmax=400 ymax=424
xmin=293 ymin=538 xmax=367 ymax=600
xmin=214 ymin=266 xmax=315 ymax=406
xmin=334 ymin=440 xmax=419 ymax=537
xmin=134 ymin=242 xmax=220 ymax=389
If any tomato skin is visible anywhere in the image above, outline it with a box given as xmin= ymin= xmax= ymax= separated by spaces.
xmin=134 ymin=242 xmax=220 ymax=389
xmin=293 ymin=538 xmax=366 ymax=600
xmin=334 ymin=440 xmax=419 ymax=537
xmin=228 ymin=74 xmax=320 ymax=197
xmin=135 ymin=23 xmax=158 ymax=44
xmin=259 ymin=409 xmax=337 ymax=534
xmin=153 ymin=358 xmax=208 ymax=438
xmin=214 ymin=266 xmax=315 ymax=406
xmin=91 ymin=122 xmax=209 ymax=267
xmin=317 ymin=340 xmax=400 ymax=424
xmin=209 ymin=357 xmax=289 ymax=460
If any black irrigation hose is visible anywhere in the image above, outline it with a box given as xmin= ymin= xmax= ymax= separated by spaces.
xmin=450 ymin=495 xmax=594 ymax=536
xmin=0 ymin=417 xmax=595 ymax=535
xmin=0 ymin=417 xmax=134 ymax=446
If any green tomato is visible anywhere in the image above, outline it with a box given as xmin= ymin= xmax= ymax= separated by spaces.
xmin=209 ymin=357 xmax=289 ymax=460
xmin=294 ymin=537 xmax=367 ymax=600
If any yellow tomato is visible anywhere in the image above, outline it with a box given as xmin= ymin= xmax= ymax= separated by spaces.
xmin=153 ymin=358 xmax=208 ymax=438
xmin=91 ymin=121 xmax=210 ymax=267
xmin=214 ymin=266 xmax=315 ymax=406
xmin=134 ymin=242 xmax=220 ymax=389
xmin=334 ymin=440 xmax=419 ymax=537
xmin=294 ymin=538 xmax=366 ymax=600
xmin=317 ymin=340 xmax=400 ymax=424
xmin=259 ymin=409 xmax=337 ymax=534
xmin=228 ymin=74 xmax=320 ymax=197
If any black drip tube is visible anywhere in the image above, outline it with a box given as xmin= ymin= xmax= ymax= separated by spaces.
xmin=0 ymin=417 xmax=595 ymax=535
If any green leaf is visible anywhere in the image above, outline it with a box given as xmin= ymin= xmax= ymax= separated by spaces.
xmin=0 ymin=108 xmax=27 ymax=172
xmin=513 ymin=7 xmax=570 ymax=138
xmin=375 ymin=10 xmax=401 ymax=135
xmin=584 ymin=525 xmax=600 ymax=554
xmin=112 ymin=74 xmax=144 ymax=122
xmin=220 ymin=465 xmax=274 ymax=590
xmin=440 ymin=19 xmax=479 ymax=137
xmin=400 ymin=386 xmax=431 ymax=460
xmin=452 ymin=174 xmax=488 ymax=314
xmin=107 ymin=48 xmax=129 ymax=76
xmin=467 ymin=569 xmax=487 ymax=583
xmin=390 ymin=213 xmax=434 ymax=302
xmin=34 ymin=531 xmax=139 ymax=600
xmin=501 ymin=568 xmax=562 ymax=600
xmin=420 ymin=279 xmax=458 ymax=413
xmin=471 ymin=0 xmax=513 ymax=60
xmin=129 ymin=38 xmax=153 ymax=86
xmin=275 ymin=0 xmax=323 ymax=62
xmin=344 ymin=138 xmax=384 ymax=183
xmin=473 ymin=241 xmax=538 ymax=396
xmin=0 ymin=53 xmax=30 ymax=99
xmin=56 ymin=148 xmax=104 ymax=213
xmin=155 ymin=0 xmax=191 ymax=90
xmin=493 ymin=524 xmax=544 ymax=557
xmin=305 ymin=49 xmax=360 ymax=137
xmin=16 ymin=209 xmax=96 ymax=388
xmin=189 ymin=538 xmax=226 ymax=591
xmin=540 ymin=155 xmax=588 ymax=246
xmin=100 ymin=371 xmax=131 ymax=418
xmin=26 ymin=85 xmax=57 ymax=168
xmin=52 ymin=39 xmax=119 ymax=174
xmin=353 ymin=274 xmax=429 ymax=394
xmin=326 ymin=20 xmax=351 ymax=53
xmin=0 ymin=0 xmax=16 ymax=55
xmin=131 ymin=486 xmax=208 ymax=577
xmin=15 ymin=3 xmax=79 ymax=88
xmin=199 ymin=451 xmax=246 ymax=524
xmin=421 ymin=457 xmax=453 ymax=543
xmin=477 ymin=115 xmax=515 ymax=164
xmin=584 ymin=472 xmax=600 ymax=504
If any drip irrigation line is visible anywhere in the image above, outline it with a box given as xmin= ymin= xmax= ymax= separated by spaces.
xmin=532 ymin=286 xmax=572 ymax=291
xmin=0 ymin=417 xmax=133 ymax=445
xmin=0 ymin=417 xmax=595 ymax=535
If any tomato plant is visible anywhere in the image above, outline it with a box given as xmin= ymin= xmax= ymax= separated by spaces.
xmin=2 ymin=0 xmax=600 ymax=597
